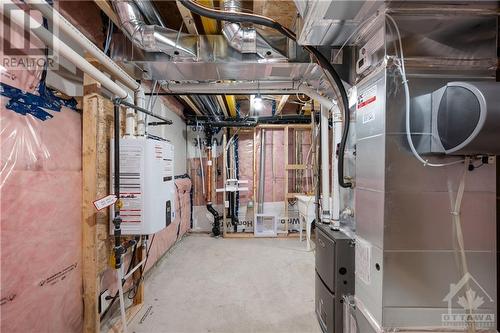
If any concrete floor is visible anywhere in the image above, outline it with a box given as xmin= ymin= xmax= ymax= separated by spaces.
xmin=129 ymin=234 xmax=321 ymax=333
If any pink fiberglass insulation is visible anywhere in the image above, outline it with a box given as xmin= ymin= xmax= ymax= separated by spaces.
xmin=0 ymin=103 xmax=83 ymax=333
xmin=237 ymin=131 xmax=254 ymax=205
xmin=144 ymin=178 xmax=192 ymax=272
xmin=100 ymin=177 xmax=192 ymax=295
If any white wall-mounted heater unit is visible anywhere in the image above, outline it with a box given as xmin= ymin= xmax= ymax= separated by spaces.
xmin=110 ymin=137 xmax=175 ymax=235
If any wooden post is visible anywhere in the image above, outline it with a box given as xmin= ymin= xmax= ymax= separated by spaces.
xmin=222 ymin=132 xmax=227 ymax=237
xmin=82 ymin=74 xmax=102 ymax=333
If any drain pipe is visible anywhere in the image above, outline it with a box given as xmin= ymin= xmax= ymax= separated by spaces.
xmin=205 ymin=127 xmax=222 ymax=236
xmin=25 ymin=0 xmax=140 ymax=92
xmin=331 ymin=105 xmax=342 ymax=229
xmin=320 ymin=105 xmax=331 ymax=223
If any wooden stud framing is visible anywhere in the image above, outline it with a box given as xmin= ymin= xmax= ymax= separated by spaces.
xmin=222 ymin=132 xmax=227 ymax=237
xmin=82 ymin=91 xmax=102 ymax=333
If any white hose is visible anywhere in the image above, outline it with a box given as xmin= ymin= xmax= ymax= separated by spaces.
xmin=449 ymin=157 xmax=476 ymax=333
xmin=386 ymin=14 xmax=464 ymax=168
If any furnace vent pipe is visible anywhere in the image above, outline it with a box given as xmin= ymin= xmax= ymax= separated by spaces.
xmin=2 ymin=0 xmax=128 ymax=99
xmin=26 ymin=0 xmax=140 ymax=92
xmin=112 ymin=0 xmax=197 ymax=58
xmin=320 ymin=106 xmax=330 ymax=222
xmin=331 ymin=105 xmax=341 ymax=227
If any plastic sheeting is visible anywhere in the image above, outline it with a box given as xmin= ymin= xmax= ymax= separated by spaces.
xmin=0 ymin=101 xmax=83 ymax=332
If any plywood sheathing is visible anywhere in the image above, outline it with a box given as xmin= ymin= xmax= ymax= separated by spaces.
xmin=253 ymin=0 xmax=297 ymax=31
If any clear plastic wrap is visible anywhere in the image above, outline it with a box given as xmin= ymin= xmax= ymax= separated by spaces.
xmin=0 ymin=101 xmax=83 ymax=332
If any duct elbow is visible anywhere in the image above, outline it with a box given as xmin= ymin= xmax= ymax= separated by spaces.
xmin=112 ymin=0 xmax=197 ymax=58
xmin=222 ymin=22 xmax=257 ymax=54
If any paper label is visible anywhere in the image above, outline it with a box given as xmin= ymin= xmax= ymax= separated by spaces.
xmin=93 ymin=195 xmax=117 ymax=210
xmin=355 ymin=237 xmax=372 ymax=285
xmin=357 ymin=84 xmax=378 ymax=124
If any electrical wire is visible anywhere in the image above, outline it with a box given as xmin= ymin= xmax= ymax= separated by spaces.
xmin=177 ymin=0 xmax=352 ymax=188
xmin=103 ymin=17 xmax=114 ymax=55
xmin=386 ymin=13 xmax=465 ymax=168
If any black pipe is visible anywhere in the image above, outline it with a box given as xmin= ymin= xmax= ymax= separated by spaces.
xmin=186 ymin=115 xmax=312 ymax=127
xmin=113 ymin=102 xmax=124 ymax=269
xmin=114 ymin=98 xmax=173 ymax=124
xmin=177 ymin=0 xmax=352 ymax=188
xmin=205 ymin=127 xmax=222 ymax=236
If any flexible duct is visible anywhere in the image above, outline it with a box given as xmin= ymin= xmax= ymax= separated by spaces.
xmin=112 ymin=0 xmax=197 ymax=57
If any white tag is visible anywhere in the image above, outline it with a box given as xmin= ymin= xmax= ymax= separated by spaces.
xmin=225 ymin=200 xmax=230 ymax=208
xmin=207 ymin=160 xmax=213 ymax=166
xmin=355 ymin=237 xmax=372 ymax=285
xmin=93 ymin=194 xmax=117 ymax=210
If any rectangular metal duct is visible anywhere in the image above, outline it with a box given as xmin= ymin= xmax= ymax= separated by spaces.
xmin=295 ymin=0 xmax=382 ymax=46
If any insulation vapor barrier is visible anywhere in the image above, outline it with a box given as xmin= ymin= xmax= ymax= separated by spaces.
xmin=0 ymin=98 xmax=83 ymax=332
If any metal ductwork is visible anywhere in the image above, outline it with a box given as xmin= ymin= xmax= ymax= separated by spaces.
xmin=112 ymin=0 xmax=197 ymax=58
xmin=221 ymin=0 xmax=285 ymax=59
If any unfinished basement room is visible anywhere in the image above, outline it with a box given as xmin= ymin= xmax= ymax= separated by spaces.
xmin=0 ymin=0 xmax=499 ymax=332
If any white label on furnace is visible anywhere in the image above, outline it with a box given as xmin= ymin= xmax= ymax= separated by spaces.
xmin=355 ymin=237 xmax=372 ymax=285
xmin=357 ymin=84 xmax=377 ymax=124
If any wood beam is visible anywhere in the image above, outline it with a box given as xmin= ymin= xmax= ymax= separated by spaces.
xmin=276 ymin=95 xmax=290 ymax=115
xmin=180 ymin=96 xmax=203 ymax=116
xmin=216 ymin=95 xmax=229 ymax=118
xmin=94 ymin=0 xmax=120 ymax=27
xmin=176 ymin=0 xmax=199 ymax=35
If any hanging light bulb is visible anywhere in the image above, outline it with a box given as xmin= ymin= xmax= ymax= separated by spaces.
xmin=253 ymin=94 xmax=263 ymax=111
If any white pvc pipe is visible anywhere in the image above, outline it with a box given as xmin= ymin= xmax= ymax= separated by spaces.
xmin=135 ymin=88 xmax=146 ymax=136
xmin=124 ymin=95 xmax=135 ymax=137
xmin=320 ymin=105 xmax=330 ymax=222
xmin=116 ymin=268 xmax=128 ymax=333
xmin=26 ymin=0 xmax=140 ymax=92
xmin=331 ymin=105 xmax=342 ymax=227
xmin=3 ymin=0 xmax=128 ymax=99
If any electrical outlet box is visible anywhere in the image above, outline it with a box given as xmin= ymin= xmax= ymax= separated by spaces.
xmin=99 ymin=289 xmax=111 ymax=315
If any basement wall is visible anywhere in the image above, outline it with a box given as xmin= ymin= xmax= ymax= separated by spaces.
xmin=1 ymin=57 xmax=192 ymax=333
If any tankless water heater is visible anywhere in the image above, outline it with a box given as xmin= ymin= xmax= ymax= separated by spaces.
xmin=110 ymin=137 xmax=175 ymax=235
